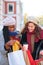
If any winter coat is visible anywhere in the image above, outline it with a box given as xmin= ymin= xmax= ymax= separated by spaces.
xmin=3 ymin=26 xmax=21 ymax=52
xmin=20 ymin=30 xmax=43 ymax=59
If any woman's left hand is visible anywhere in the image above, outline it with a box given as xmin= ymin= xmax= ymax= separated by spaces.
xmin=7 ymin=40 xmax=16 ymax=46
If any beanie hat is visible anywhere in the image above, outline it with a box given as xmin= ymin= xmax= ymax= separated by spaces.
xmin=3 ymin=16 xmax=16 ymax=26
xmin=27 ymin=16 xmax=40 ymax=26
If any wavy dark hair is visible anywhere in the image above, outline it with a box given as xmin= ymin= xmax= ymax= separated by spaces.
xmin=3 ymin=26 xmax=10 ymax=43
xmin=21 ymin=21 xmax=41 ymax=39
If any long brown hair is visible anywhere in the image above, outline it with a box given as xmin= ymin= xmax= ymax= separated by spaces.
xmin=21 ymin=21 xmax=41 ymax=39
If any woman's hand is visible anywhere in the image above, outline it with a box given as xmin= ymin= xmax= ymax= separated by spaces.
xmin=6 ymin=40 xmax=16 ymax=46
xmin=22 ymin=44 xmax=28 ymax=51
xmin=5 ymin=40 xmax=16 ymax=50
xmin=5 ymin=44 xmax=11 ymax=50
xmin=22 ymin=46 xmax=27 ymax=51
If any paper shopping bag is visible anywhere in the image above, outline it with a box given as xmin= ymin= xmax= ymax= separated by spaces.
xmin=23 ymin=50 xmax=30 ymax=65
xmin=8 ymin=50 xmax=26 ymax=65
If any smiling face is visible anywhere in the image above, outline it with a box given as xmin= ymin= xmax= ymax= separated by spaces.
xmin=28 ymin=22 xmax=35 ymax=32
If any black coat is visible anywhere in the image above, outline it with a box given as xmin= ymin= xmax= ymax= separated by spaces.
xmin=20 ymin=32 xmax=43 ymax=60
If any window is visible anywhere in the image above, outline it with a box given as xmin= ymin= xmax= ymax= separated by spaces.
xmin=7 ymin=3 xmax=14 ymax=14
xmin=9 ymin=4 xmax=13 ymax=12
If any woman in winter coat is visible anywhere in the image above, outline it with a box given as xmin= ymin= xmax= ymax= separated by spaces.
xmin=21 ymin=17 xmax=43 ymax=60
xmin=3 ymin=16 xmax=22 ymax=52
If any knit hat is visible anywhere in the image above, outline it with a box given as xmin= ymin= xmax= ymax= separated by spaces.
xmin=27 ymin=16 xmax=40 ymax=26
xmin=3 ymin=16 xmax=16 ymax=26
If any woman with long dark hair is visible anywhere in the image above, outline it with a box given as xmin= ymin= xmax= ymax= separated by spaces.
xmin=21 ymin=17 xmax=43 ymax=60
xmin=3 ymin=16 xmax=22 ymax=52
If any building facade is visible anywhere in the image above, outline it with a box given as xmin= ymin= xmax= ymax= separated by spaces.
xmin=3 ymin=0 xmax=23 ymax=31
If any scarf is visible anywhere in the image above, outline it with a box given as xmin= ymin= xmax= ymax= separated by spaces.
xmin=27 ymin=31 xmax=35 ymax=53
